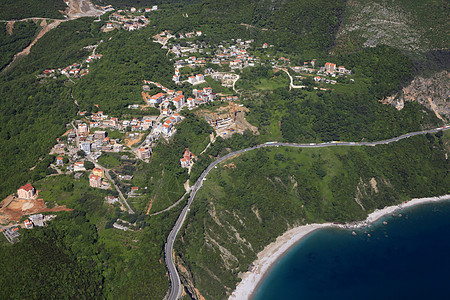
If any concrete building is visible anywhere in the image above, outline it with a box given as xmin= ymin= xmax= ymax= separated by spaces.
xmin=81 ymin=141 xmax=91 ymax=155
xmin=94 ymin=131 xmax=107 ymax=140
xmin=188 ymin=76 xmax=197 ymax=84
xmin=105 ymin=195 xmax=119 ymax=204
xmin=29 ymin=214 xmax=45 ymax=227
xmin=74 ymin=161 xmax=86 ymax=172
xmin=196 ymin=74 xmax=204 ymax=82
xmin=17 ymin=183 xmax=36 ymax=199
xmin=113 ymin=144 xmax=124 ymax=152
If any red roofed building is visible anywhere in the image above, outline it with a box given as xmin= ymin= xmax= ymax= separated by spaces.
xmin=173 ymin=95 xmax=185 ymax=109
xmin=17 ymin=183 xmax=36 ymax=199
xmin=325 ymin=62 xmax=336 ymax=73
xmin=89 ymin=174 xmax=102 ymax=188
xmin=180 ymin=148 xmax=197 ymax=168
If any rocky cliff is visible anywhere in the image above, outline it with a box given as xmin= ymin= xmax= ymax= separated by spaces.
xmin=380 ymin=71 xmax=449 ymax=121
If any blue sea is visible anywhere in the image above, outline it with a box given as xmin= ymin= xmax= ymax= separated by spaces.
xmin=253 ymin=200 xmax=450 ymax=300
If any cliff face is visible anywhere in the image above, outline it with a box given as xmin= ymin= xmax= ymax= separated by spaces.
xmin=380 ymin=71 xmax=449 ymax=121
xmin=332 ymin=0 xmax=449 ymax=55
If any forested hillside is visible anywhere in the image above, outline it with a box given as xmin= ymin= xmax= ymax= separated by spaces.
xmin=0 ymin=21 xmax=39 ymax=70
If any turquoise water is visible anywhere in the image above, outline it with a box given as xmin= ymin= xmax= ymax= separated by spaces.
xmin=253 ymin=200 xmax=450 ymax=300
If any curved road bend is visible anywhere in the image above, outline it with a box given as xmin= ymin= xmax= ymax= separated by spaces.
xmin=164 ymin=126 xmax=449 ymax=300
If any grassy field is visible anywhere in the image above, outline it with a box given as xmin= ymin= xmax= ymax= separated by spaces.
xmin=254 ymin=75 xmax=290 ymax=90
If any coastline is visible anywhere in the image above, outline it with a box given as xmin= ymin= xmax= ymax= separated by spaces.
xmin=229 ymin=194 xmax=450 ymax=300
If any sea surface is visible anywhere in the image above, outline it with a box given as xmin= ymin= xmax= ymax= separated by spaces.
xmin=253 ymin=200 xmax=450 ymax=300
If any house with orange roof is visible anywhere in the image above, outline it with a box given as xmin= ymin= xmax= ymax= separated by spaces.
xmin=93 ymin=167 xmax=105 ymax=178
xmin=180 ymin=148 xmax=197 ymax=168
xmin=56 ymin=157 xmax=64 ymax=166
xmin=173 ymin=95 xmax=185 ymax=109
xmin=89 ymin=174 xmax=102 ymax=188
xmin=137 ymin=148 xmax=151 ymax=159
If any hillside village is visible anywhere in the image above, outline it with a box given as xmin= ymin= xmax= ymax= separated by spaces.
xmin=1 ymin=5 xmax=355 ymax=240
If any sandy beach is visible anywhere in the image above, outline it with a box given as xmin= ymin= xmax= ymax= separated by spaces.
xmin=229 ymin=194 xmax=450 ymax=300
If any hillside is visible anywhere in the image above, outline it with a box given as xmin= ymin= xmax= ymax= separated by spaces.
xmin=176 ymin=132 xmax=450 ymax=299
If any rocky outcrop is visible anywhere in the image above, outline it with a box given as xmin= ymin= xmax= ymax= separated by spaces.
xmin=380 ymin=71 xmax=449 ymax=121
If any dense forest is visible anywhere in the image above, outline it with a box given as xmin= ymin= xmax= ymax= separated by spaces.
xmin=176 ymin=132 xmax=450 ymax=299
xmin=0 ymin=0 xmax=65 ymax=20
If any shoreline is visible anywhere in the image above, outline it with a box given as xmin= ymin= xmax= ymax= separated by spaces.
xmin=229 ymin=194 xmax=450 ymax=300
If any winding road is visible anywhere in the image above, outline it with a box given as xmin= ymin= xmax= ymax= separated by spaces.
xmin=164 ymin=125 xmax=449 ymax=300
xmin=278 ymin=68 xmax=306 ymax=90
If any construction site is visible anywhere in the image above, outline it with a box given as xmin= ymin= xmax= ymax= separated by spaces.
xmin=0 ymin=194 xmax=72 ymax=227
xmin=200 ymin=102 xmax=259 ymax=138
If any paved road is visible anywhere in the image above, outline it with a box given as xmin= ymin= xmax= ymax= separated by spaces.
xmin=164 ymin=125 xmax=449 ymax=300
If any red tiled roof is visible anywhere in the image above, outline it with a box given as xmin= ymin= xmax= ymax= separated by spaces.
xmin=19 ymin=183 xmax=34 ymax=191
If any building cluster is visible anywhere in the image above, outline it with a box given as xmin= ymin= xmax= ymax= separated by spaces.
xmin=2 ymin=226 xmax=20 ymax=243
xmin=39 ymin=44 xmax=102 ymax=79
xmin=153 ymin=113 xmax=182 ymax=136
xmin=106 ymin=6 xmax=156 ymax=31
xmin=212 ymin=39 xmax=256 ymax=69
xmin=187 ymin=73 xmax=205 ymax=85
xmin=153 ymin=30 xmax=175 ymax=45
xmin=24 ymin=214 xmax=55 ymax=229
xmin=291 ymin=60 xmax=352 ymax=85
xmin=170 ymin=40 xmax=206 ymax=59
xmin=50 ymin=110 xmax=160 ymax=175
xmin=318 ymin=62 xmax=350 ymax=76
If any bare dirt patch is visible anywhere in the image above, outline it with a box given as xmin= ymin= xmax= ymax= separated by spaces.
xmin=6 ymin=21 xmax=14 ymax=35
xmin=223 ymin=162 xmax=236 ymax=169
xmin=0 ymin=196 xmax=72 ymax=225
xmin=124 ymin=133 xmax=144 ymax=148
